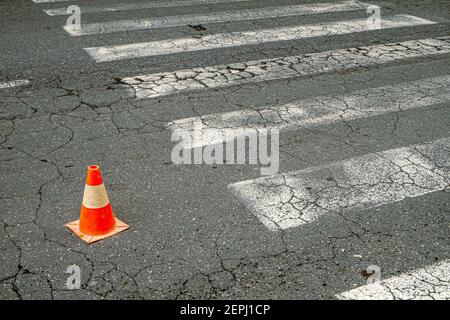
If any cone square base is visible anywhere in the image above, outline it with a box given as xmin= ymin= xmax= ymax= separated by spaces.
xmin=65 ymin=217 xmax=129 ymax=244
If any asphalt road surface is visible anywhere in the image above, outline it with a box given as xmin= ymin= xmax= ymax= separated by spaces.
xmin=0 ymin=0 xmax=449 ymax=300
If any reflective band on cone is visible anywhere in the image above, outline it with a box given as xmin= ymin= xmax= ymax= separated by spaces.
xmin=65 ymin=165 xmax=129 ymax=244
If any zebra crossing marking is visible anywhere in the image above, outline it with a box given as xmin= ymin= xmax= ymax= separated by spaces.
xmin=228 ymin=137 xmax=450 ymax=231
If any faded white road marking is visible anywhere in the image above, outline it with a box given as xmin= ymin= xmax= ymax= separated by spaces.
xmin=65 ymin=1 xmax=369 ymax=36
xmin=121 ymin=38 xmax=450 ymax=99
xmin=44 ymin=0 xmax=252 ymax=16
xmin=33 ymin=0 xmax=70 ymax=3
xmin=166 ymin=75 xmax=450 ymax=148
xmin=228 ymin=138 xmax=450 ymax=231
xmin=85 ymin=15 xmax=435 ymax=62
xmin=336 ymin=260 xmax=450 ymax=300
xmin=0 ymin=80 xmax=30 ymax=90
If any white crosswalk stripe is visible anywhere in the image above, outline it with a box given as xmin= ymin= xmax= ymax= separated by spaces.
xmin=122 ymin=38 xmax=450 ymax=99
xmin=85 ymin=15 xmax=435 ymax=62
xmin=336 ymin=260 xmax=450 ymax=300
xmin=65 ymin=1 xmax=370 ymax=36
xmin=0 ymin=80 xmax=30 ymax=90
xmin=27 ymin=0 xmax=450 ymax=299
xmin=228 ymin=137 xmax=450 ymax=231
xmin=166 ymin=75 xmax=450 ymax=148
xmin=44 ymin=0 xmax=253 ymax=16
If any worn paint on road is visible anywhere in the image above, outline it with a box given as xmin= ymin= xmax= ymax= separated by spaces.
xmin=336 ymin=260 xmax=450 ymax=300
xmin=121 ymin=38 xmax=450 ymax=99
xmin=85 ymin=15 xmax=435 ymax=62
xmin=228 ymin=138 xmax=450 ymax=230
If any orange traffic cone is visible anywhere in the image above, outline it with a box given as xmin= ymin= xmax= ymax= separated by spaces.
xmin=65 ymin=165 xmax=129 ymax=244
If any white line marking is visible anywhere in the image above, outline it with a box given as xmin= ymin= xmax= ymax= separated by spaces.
xmin=44 ymin=0 xmax=253 ymax=16
xmin=0 ymin=80 xmax=30 ymax=90
xmin=167 ymin=75 xmax=450 ymax=148
xmin=336 ymin=260 xmax=450 ymax=300
xmin=228 ymin=138 xmax=450 ymax=231
xmin=121 ymin=38 xmax=450 ymax=99
xmin=65 ymin=1 xmax=369 ymax=36
xmin=33 ymin=0 xmax=71 ymax=3
xmin=85 ymin=15 xmax=435 ymax=62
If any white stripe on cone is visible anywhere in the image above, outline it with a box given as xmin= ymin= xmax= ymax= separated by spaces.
xmin=82 ymin=184 xmax=110 ymax=209
xmin=64 ymin=1 xmax=369 ymax=36
xmin=166 ymin=75 xmax=450 ymax=148
xmin=336 ymin=260 xmax=450 ymax=300
xmin=85 ymin=15 xmax=435 ymax=62
xmin=0 ymin=80 xmax=30 ymax=90
xmin=120 ymin=38 xmax=450 ymax=99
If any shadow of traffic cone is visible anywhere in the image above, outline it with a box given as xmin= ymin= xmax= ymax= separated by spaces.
xmin=65 ymin=165 xmax=129 ymax=244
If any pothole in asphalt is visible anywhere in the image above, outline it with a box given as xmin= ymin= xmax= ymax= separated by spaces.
xmin=188 ymin=24 xmax=207 ymax=31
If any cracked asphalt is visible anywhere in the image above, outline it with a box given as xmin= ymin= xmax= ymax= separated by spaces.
xmin=0 ymin=0 xmax=449 ymax=300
